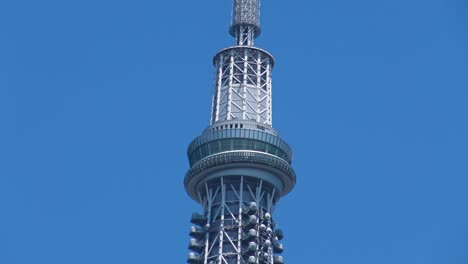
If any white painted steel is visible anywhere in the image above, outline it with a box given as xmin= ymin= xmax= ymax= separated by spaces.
xmin=195 ymin=176 xmax=279 ymax=264
xmin=211 ymin=48 xmax=273 ymax=127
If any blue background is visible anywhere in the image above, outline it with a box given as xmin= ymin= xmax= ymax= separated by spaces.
xmin=1 ymin=0 xmax=467 ymax=263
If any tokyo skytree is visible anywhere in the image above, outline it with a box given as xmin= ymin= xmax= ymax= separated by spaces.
xmin=184 ymin=1 xmax=296 ymax=263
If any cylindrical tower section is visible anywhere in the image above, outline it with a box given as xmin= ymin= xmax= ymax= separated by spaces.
xmin=231 ymin=0 xmax=260 ymax=30
xmin=187 ymin=176 xmax=286 ymax=264
xmin=230 ymin=0 xmax=261 ymax=46
xmin=210 ymin=47 xmax=274 ymax=127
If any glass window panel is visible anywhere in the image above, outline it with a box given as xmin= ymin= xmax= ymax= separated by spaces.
xmin=220 ymin=139 xmax=230 ymax=152
xmin=253 ymin=131 xmax=259 ymax=140
xmin=210 ymin=142 xmax=219 ymax=154
xmin=200 ymin=146 xmax=207 ymax=157
xmin=233 ymin=139 xmax=243 ymax=149
xmin=206 ymin=144 xmax=211 ymax=156
xmin=255 ymin=141 xmax=260 ymax=151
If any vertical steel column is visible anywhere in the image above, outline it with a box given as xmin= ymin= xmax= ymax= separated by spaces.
xmin=256 ymin=52 xmax=262 ymax=124
xmin=217 ymin=178 xmax=225 ymax=263
xmin=242 ymin=50 xmax=248 ymax=120
xmin=227 ymin=51 xmax=235 ymax=121
xmin=266 ymin=60 xmax=272 ymax=126
xmin=236 ymin=177 xmax=244 ymax=264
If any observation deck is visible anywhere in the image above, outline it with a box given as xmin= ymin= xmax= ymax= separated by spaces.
xmin=185 ymin=126 xmax=296 ymax=202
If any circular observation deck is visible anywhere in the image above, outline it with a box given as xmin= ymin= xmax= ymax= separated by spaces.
xmin=184 ymin=127 xmax=296 ymax=202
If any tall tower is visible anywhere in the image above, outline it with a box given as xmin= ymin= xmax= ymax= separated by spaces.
xmin=185 ymin=1 xmax=296 ymax=264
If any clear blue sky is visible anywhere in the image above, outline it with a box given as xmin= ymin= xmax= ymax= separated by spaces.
xmin=0 ymin=0 xmax=466 ymax=263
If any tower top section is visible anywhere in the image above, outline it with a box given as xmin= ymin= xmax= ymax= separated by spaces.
xmin=229 ymin=0 xmax=261 ymax=46
xmin=209 ymin=0 xmax=274 ymax=129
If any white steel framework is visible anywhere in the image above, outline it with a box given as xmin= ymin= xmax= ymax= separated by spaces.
xmin=185 ymin=1 xmax=295 ymax=264
xmin=211 ymin=47 xmax=273 ymax=126
xmin=188 ymin=176 xmax=284 ymax=264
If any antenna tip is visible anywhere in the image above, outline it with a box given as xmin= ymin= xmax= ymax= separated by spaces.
xmin=230 ymin=0 xmax=261 ymax=37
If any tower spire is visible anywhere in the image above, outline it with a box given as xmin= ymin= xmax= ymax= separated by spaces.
xmin=209 ymin=0 xmax=273 ymax=127
xmin=230 ymin=0 xmax=261 ymax=46
xmin=185 ymin=1 xmax=296 ymax=264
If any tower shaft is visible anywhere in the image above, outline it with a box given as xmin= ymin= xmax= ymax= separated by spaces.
xmin=197 ymin=177 xmax=278 ymax=263
xmin=185 ymin=1 xmax=295 ymax=264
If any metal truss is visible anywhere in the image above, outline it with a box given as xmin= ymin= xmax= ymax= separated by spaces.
xmin=188 ymin=176 xmax=284 ymax=264
xmin=233 ymin=25 xmax=256 ymax=46
xmin=210 ymin=47 xmax=273 ymax=127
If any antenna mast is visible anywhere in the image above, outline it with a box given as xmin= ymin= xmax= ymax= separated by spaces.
xmin=230 ymin=0 xmax=261 ymax=46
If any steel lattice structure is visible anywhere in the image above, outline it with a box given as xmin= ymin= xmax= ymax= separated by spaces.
xmin=211 ymin=47 xmax=273 ymax=126
xmin=185 ymin=1 xmax=296 ymax=264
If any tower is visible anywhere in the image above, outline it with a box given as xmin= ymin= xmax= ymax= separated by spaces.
xmin=185 ymin=1 xmax=296 ymax=263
